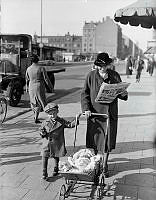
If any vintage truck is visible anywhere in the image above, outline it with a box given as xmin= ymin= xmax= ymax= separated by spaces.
xmin=0 ymin=34 xmax=65 ymax=106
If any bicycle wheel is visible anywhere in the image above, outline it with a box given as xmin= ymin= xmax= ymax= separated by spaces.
xmin=0 ymin=97 xmax=7 ymax=124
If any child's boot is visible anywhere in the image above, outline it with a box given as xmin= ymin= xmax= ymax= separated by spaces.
xmin=42 ymin=157 xmax=48 ymax=180
xmin=42 ymin=169 xmax=48 ymax=180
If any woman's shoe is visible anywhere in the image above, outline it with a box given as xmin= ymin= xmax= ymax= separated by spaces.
xmin=42 ymin=174 xmax=48 ymax=180
xmin=52 ymin=167 xmax=59 ymax=176
xmin=103 ymin=165 xmax=109 ymax=178
xmin=41 ymin=172 xmax=48 ymax=180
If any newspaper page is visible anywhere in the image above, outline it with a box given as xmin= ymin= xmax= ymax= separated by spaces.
xmin=95 ymin=82 xmax=130 ymax=103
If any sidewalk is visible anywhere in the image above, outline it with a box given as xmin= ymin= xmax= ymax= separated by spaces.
xmin=0 ymin=70 xmax=156 ymax=200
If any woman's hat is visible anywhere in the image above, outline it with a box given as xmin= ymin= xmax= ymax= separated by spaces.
xmin=94 ymin=52 xmax=113 ymax=67
xmin=44 ymin=103 xmax=58 ymax=113
xmin=31 ymin=54 xmax=39 ymax=63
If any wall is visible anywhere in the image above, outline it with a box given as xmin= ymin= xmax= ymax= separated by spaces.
xmin=95 ymin=17 xmax=118 ymax=57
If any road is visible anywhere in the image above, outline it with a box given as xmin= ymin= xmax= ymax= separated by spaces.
xmin=6 ymin=62 xmax=126 ymax=121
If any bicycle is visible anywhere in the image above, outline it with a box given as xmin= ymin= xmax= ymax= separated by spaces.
xmin=0 ymin=95 xmax=8 ymax=124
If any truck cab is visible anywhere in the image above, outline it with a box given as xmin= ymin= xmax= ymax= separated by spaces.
xmin=0 ymin=34 xmax=65 ymax=106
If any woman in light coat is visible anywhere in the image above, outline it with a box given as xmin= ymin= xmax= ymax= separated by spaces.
xmin=26 ymin=54 xmax=53 ymax=123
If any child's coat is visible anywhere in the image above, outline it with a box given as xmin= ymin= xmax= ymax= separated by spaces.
xmin=40 ymin=116 xmax=76 ymax=157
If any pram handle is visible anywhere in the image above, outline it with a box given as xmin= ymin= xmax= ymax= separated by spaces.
xmin=76 ymin=112 xmax=109 ymax=119
xmin=73 ymin=112 xmax=109 ymax=150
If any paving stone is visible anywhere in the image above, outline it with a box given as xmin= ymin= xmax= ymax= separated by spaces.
xmin=125 ymin=173 xmax=154 ymax=188
xmin=113 ymin=184 xmax=138 ymax=200
xmin=138 ymin=186 xmax=156 ymax=200
xmin=0 ymin=187 xmax=29 ymax=200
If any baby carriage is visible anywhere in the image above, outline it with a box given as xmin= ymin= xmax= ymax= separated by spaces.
xmin=59 ymin=112 xmax=109 ymax=200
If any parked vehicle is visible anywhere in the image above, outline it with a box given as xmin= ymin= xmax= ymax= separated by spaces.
xmin=0 ymin=34 xmax=65 ymax=106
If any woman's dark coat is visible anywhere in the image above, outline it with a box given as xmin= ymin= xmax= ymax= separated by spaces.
xmin=126 ymin=56 xmax=133 ymax=75
xmin=81 ymin=69 xmax=128 ymax=153
xmin=40 ymin=116 xmax=76 ymax=158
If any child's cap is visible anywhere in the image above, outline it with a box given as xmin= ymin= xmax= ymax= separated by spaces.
xmin=44 ymin=103 xmax=59 ymax=113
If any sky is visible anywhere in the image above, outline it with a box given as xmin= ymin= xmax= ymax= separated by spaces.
xmin=1 ymin=0 xmax=155 ymax=51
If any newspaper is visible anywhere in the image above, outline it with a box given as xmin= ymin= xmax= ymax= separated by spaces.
xmin=95 ymin=82 xmax=130 ymax=103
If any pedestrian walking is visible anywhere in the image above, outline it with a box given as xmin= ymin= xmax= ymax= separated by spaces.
xmin=125 ymin=55 xmax=133 ymax=78
xmin=148 ymin=57 xmax=155 ymax=76
xmin=25 ymin=54 xmax=53 ymax=123
xmin=81 ymin=52 xmax=128 ymax=177
xmin=39 ymin=102 xmax=80 ymax=180
xmin=136 ymin=56 xmax=144 ymax=82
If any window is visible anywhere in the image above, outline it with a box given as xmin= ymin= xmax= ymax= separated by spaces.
xmin=73 ymin=43 xmax=77 ymax=48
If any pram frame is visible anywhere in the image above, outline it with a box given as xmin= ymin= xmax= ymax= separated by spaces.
xmin=59 ymin=112 xmax=109 ymax=200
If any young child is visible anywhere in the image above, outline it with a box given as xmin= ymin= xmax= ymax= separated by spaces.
xmin=39 ymin=102 xmax=80 ymax=180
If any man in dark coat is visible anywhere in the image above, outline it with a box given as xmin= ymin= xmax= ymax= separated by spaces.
xmin=126 ymin=55 xmax=133 ymax=78
xmin=81 ymin=52 xmax=128 ymax=177
xmin=136 ymin=56 xmax=144 ymax=82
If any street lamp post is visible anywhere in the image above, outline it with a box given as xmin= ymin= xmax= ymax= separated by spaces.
xmin=40 ymin=0 xmax=43 ymax=60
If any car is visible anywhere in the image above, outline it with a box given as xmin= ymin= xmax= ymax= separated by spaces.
xmin=39 ymin=59 xmax=56 ymax=66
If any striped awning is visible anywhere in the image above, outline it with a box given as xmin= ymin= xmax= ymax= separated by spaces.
xmin=114 ymin=0 xmax=156 ymax=29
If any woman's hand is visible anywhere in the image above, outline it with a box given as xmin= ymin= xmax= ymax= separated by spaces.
xmin=120 ymin=91 xmax=128 ymax=97
xmin=84 ymin=110 xmax=91 ymax=118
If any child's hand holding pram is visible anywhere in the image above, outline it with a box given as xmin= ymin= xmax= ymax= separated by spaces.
xmin=39 ymin=127 xmax=48 ymax=139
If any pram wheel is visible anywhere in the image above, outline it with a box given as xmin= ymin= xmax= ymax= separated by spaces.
xmin=97 ymin=173 xmax=106 ymax=199
xmin=59 ymin=184 xmax=66 ymax=200
xmin=99 ymin=173 xmax=105 ymax=187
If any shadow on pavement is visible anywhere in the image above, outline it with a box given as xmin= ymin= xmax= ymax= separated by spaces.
xmin=11 ymin=87 xmax=82 ymax=109
xmin=47 ymin=174 xmax=64 ymax=183
xmin=119 ymin=112 xmax=156 ymax=118
xmin=110 ymin=172 xmax=156 ymax=200
xmin=0 ymin=121 xmax=40 ymax=131
xmin=1 ymin=155 xmax=41 ymax=165
xmin=128 ymin=91 xmax=152 ymax=96
xmin=47 ymin=87 xmax=82 ymax=104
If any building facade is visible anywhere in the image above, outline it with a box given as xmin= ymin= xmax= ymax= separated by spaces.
xmin=82 ymin=17 xmax=123 ymax=59
xmin=34 ymin=17 xmax=141 ymax=61
xmin=82 ymin=21 xmax=97 ymax=57
xmin=35 ymin=32 xmax=82 ymax=61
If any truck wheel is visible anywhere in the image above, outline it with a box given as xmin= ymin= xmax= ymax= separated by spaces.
xmin=7 ymin=81 xmax=23 ymax=107
xmin=46 ymin=73 xmax=55 ymax=93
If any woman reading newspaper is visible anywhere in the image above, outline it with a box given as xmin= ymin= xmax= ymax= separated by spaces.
xmin=81 ymin=52 xmax=128 ymax=177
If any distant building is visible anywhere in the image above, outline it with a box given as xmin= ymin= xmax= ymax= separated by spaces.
xmin=95 ymin=17 xmax=122 ymax=58
xmin=122 ymin=35 xmax=133 ymax=58
xmin=82 ymin=17 xmax=123 ymax=59
xmin=34 ymin=17 xmax=141 ymax=61
xmin=35 ymin=32 xmax=82 ymax=61
xmin=145 ymin=30 xmax=156 ymax=59
xmin=82 ymin=21 xmax=97 ymax=57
